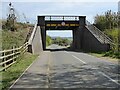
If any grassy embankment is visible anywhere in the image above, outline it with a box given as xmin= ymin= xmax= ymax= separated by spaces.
xmin=1 ymin=21 xmax=38 ymax=90
xmin=2 ymin=22 xmax=30 ymax=49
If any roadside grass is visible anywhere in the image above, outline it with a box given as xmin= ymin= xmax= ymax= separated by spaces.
xmin=103 ymin=51 xmax=120 ymax=59
xmin=89 ymin=52 xmax=105 ymax=57
xmin=89 ymin=51 xmax=119 ymax=62
xmin=1 ymin=52 xmax=38 ymax=90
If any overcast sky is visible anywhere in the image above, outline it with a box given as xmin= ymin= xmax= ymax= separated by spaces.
xmin=1 ymin=0 xmax=119 ymax=37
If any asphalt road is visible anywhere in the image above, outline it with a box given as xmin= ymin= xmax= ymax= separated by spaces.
xmin=10 ymin=44 xmax=120 ymax=89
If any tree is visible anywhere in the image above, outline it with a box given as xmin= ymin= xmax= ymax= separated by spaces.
xmin=94 ymin=10 xmax=119 ymax=31
xmin=94 ymin=15 xmax=106 ymax=30
xmin=46 ymin=35 xmax=52 ymax=46
xmin=52 ymin=37 xmax=71 ymax=46
xmin=94 ymin=10 xmax=120 ymax=54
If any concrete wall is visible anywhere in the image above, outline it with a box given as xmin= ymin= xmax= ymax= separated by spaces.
xmin=28 ymin=26 xmax=43 ymax=54
xmin=72 ymin=28 xmax=82 ymax=50
xmin=41 ymin=27 xmax=46 ymax=50
xmin=81 ymin=27 xmax=110 ymax=52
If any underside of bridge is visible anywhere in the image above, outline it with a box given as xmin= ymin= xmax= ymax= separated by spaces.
xmin=28 ymin=15 xmax=110 ymax=54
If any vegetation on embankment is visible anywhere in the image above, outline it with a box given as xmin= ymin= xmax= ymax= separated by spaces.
xmin=1 ymin=52 xmax=38 ymax=90
xmin=2 ymin=20 xmax=33 ymax=50
xmin=89 ymin=52 xmax=119 ymax=63
xmin=1 ymin=20 xmax=38 ymax=90
xmin=89 ymin=51 xmax=120 ymax=60
xmin=94 ymin=10 xmax=120 ymax=59
xmin=102 ymin=28 xmax=119 ymax=59
xmin=2 ymin=29 xmax=29 ymax=50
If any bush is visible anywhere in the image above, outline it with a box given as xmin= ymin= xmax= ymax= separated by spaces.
xmin=104 ymin=29 xmax=119 ymax=52
xmin=104 ymin=51 xmax=120 ymax=59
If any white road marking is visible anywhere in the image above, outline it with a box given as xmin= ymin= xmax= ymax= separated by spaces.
xmin=99 ymin=71 xmax=120 ymax=86
xmin=65 ymin=51 xmax=119 ymax=86
xmin=72 ymin=55 xmax=87 ymax=64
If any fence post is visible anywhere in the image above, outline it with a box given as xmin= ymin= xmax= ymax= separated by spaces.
xmin=12 ymin=46 xmax=15 ymax=62
xmin=26 ymin=42 xmax=28 ymax=52
xmin=3 ymin=52 xmax=6 ymax=71
xmin=17 ymin=46 xmax=21 ymax=61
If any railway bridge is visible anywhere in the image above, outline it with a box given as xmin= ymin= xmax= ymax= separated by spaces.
xmin=28 ymin=15 xmax=112 ymax=54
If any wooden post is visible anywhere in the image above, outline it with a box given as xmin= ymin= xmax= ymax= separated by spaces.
xmin=26 ymin=42 xmax=28 ymax=52
xmin=19 ymin=45 xmax=22 ymax=60
xmin=3 ymin=52 xmax=6 ymax=71
xmin=17 ymin=46 xmax=21 ymax=61
xmin=12 ymin=46 xmax=15 ymax=62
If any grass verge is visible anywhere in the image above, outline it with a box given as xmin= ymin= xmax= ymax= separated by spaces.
xmin=89 ymin=51 xmax=119 ymax=62
xmin=1 ymin=52 xmax=38 ymax=90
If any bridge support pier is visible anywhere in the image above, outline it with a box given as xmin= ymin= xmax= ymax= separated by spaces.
xmin=72 ymin=28 xmax=81 ymax=50
xmin=38 ymin=16 xmax=46 ymax=50
xmin=72 ymin=16 xmax=86 ymax=51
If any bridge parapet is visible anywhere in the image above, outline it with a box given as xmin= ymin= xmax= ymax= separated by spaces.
xmin=28 ymin=23 xmax=37 ymax=44
xmin=45 ymin=16 xmax=79 ymax=21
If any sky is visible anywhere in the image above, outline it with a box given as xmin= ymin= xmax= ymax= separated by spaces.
xmin=118 ymin=1 xmax=120 ymax=12
xmin=1 ymin=0 xmax=119 ymax=37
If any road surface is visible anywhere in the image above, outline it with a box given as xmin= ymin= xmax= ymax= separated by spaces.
xmin=10 ymin=44 xmax=120 ymax=89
